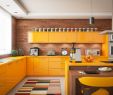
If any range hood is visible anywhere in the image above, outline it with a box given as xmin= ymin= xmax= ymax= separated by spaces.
xmin=99 ymin=30 xmax=113 ymax=34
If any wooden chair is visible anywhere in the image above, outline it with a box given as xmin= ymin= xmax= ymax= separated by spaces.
xmin=78 ymin=77 xmax=113 ymax=95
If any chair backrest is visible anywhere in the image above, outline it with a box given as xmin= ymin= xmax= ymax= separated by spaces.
xmin=78 ymin=77 xmax=113 ymax=95
xmin=79 ymin=77 xmax=113 ymax=87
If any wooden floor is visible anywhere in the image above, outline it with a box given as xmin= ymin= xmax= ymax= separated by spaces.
xmin=7 ymin=77 xmax=65 ymax=95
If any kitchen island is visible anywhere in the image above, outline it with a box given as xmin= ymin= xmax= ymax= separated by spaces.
xmin=65 ymin=57 xmax=113 ymax=95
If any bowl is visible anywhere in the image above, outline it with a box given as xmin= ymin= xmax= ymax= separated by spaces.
xmin=98 ymin=67 xmax=112 ymax=72
xmin=84 ymin=55 xmax=94 ymax=62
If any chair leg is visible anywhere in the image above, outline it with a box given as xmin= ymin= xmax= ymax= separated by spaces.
xmin=106 ymin=88 xmax=113 ymax=95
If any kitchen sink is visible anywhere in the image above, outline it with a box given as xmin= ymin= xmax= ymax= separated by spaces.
xmin=101 ymin=61 xmax=113 ymax=63
xmin=0 ymin=58 xmax=16 ymax=63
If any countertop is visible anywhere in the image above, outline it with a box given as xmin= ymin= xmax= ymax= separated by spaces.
xmin=67 ymin=57 xmax=113 ymax=66
xmin=0 ymin=56 xmax=113 ymax=67
xmin=0 ymin=56 xmax=26 ymax=66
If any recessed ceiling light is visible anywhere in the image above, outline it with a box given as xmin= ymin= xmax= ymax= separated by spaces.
xmin=6 ymin=4 xmax=10 ymax=7
xmin=14 ymin=12 xmax=18 ymax=13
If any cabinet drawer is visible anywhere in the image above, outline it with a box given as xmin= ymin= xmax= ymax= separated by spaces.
xmin=34 ymin=62 xmax=48 ymax=69
xmin=34 ymin=68 xmax=48 ymax=76
xmin=27 ymin=57 xmax=34 ymax=63
xmin=49 ymin=57 xmax=65 ymax=62
xmin=49 ymin=62 xmax=65 ymax=69
xmin=49 ymin=69 xmax=65 ymax=76
xmin=34 ymin=57 xmax=48 ymax=63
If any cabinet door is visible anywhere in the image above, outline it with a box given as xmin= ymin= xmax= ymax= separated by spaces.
xmin=48 ymin=69 xmax=65 ymax=76
xmin=76 ymin=32 xmax=105 ymax=43
xmin=91 ymin=32 xmax=105 ymax=43
xmin=28 ymin=32 xmax=49 ymax=43
xmin=76 ymin=32 xmax=89 ymax=43
xmin=6 ymin=62 xmax=17 ymax=91
xmin=26 ymin=57 xmax=34 ymax=76
xmin=48 ymin=57 xmax=66 ymax=69
xmin=49 ymin=32 xmax=75 ymax=43
xmin=48 ymin=57 xmax=66 ymax=76
xmin=49 ymin=61 xmax=65 ymax=69
xmin=65 ymin=32 xmax=76 ymax=43
xmin=49 ymin=32 xmax=66 ymax=43
xmin=34 ymin=57 xmax=48 ymax=76
xmin=0 ymin=65 xmax=7 ymax=95
xmin=16 ymin=58 xmax=26 ymax=80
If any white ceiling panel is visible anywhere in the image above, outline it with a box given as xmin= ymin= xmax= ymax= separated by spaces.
xmin=0 ymin=0 xmax=112 ymax=19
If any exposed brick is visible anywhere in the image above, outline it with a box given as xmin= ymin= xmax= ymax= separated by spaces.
xmin=15 ymin=19 xmax=112 ymax=55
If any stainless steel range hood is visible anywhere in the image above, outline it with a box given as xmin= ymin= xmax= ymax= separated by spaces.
xmin=99 ymin=30 xmax=113 ymax=34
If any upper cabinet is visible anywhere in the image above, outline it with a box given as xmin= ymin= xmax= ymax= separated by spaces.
xmin=28 ymin=32 xmax=49 ymax=43
xmin=28 ymin=31 xmax=105 ymax=43
xmin=76 ymin=32 xmax=105 ymax=43
xmin=49 ymin=32 xmax=76 ymax=43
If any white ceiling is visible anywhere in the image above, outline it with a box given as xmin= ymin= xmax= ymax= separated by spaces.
xmin=0 ymin=0 xmax=112 ymax=19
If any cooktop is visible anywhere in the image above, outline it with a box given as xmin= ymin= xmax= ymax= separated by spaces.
xmin=101 ymin=61 xmax=113 ymax=63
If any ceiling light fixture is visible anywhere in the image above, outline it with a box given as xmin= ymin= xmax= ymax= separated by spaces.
xmin=6 ymin=4 xmax=10 ymax=7
xmin=14 ymin=12 xmax=18 ymax=13
xmin=89 ymin=0 xmax=95 ymax=25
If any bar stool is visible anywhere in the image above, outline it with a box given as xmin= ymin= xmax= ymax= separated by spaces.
xmin=78 ymin=77 xmax=113 ymax=95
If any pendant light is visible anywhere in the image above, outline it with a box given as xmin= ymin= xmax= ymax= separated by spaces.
xmin=89 ymin=0 xmax=95 ymax=25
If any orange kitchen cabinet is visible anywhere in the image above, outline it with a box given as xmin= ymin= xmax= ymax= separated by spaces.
xmin=0 ymin=64 xmax=7 ymax=95
xmin=76 ymin=32 xmax=105 ymax=43
xmin=26 ymin=56 xmax=68 ymax=76
xmin=48 ymin=57 xmax=67 ymax=76
xmin=26 ymin=57 xmax=35 ymax=76
xmin=49 ymin=32 xmax=75 ymax=43
xmin=0 ymin=57 xmax=26 ymax=95
xmin=16 ymin=58 xmax=26 ymax=80
xmin=6 ymin=61 xmax=18 ymax=93
xmin=49 ymin=32 xmax=66 ymax=43
xmin=91 ymin=32 xmax=105 ymax=43
xmin=48 ymin=69 xmax=65 ymax=76
xmin=65 ymin=32 xmax=76 ymax=43
xmin=48 ymin=57 xmax=66 ymax=69
xmin=34 ymin=57 xmax=48 ymax=76
xmin=21 ymin=58 xmax=26 ymax=77
xmin=49 ymin=61 xmax=65 ymax=69
xmin=5 ymin=58 xmax=26 ymax=94
xmin=28 ymin=32 xmax=49 ymax=43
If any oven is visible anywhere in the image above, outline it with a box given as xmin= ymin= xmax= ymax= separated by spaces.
xmin=109 ymin=34 xmax=113 ymax=41
xmin=109 ymin=43 xmax=113 ymax=57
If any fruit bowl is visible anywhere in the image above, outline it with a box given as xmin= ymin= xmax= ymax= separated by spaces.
xmin=84 ymin=55 xmax=94 ymax=62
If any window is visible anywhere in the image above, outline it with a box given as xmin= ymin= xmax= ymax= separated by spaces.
xmin=0 ymin=8 xmax=12 ymax=55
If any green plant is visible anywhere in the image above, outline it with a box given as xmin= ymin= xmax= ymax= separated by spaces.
xmin=11 ymin=50 xmax=18 ymax=56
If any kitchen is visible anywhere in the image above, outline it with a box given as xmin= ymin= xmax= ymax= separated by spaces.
xmin=0 ymin=0 xmax=113 ymax=95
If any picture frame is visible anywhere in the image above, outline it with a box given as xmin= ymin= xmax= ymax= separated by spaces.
xmin=30 ymin=47 xmax=39 ymax=56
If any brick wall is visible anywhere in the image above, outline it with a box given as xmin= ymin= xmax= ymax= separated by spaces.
xmin=16 ymin=19 xmax=112 ymax=55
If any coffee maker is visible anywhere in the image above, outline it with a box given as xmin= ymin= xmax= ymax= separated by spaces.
xmin=70 ymin=44 xmax=82 ymax=62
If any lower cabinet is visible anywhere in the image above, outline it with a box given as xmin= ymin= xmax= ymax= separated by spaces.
xmin=34 ymin=57 xmax=49 ymax=76
xmin=26 ymin=57 xmax=34 ymax=76
xmin=26 ymin=56 xmax=68 ymax=76
xmin=0 ymin=64 xmax=7 ymax=95
xmin=0 ymin=56 xmax=68 ymax=95
xmin=48 ymin=57 xmax=66 ymax=76
xmin=0 ymin=57 xmax=26 ymax=95
xmin=48 ymin=69 xmax=65 ymax=76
